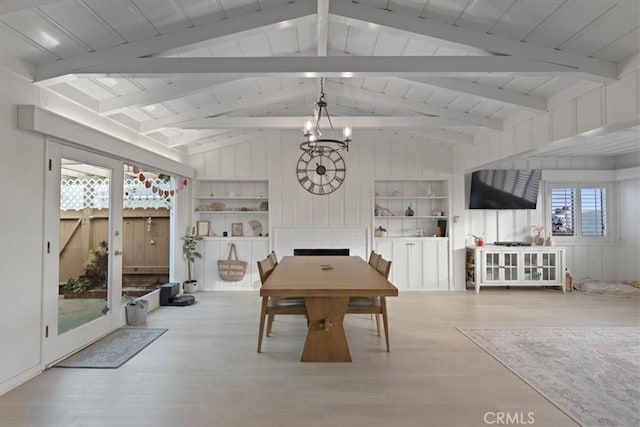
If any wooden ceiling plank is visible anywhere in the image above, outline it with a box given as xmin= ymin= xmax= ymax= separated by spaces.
xmin=329 ymin=1 xmax=617 ymax=82
xmin=323 ymin=80 xmax=502 ymax=131
xmin=34 ymin=0 xmax=317 ymax=83
xmin=138 ymin=82 xmax=314 ymax=133
xmin=403 ymin=76 xmax=547 ymax=112
xmin=0 ymin=0 xmax=59 ymax=16
xmin=98 ymin=76 xmax=240 ymax=114
xmin=187 ymin=132 xmax=267 ymax=156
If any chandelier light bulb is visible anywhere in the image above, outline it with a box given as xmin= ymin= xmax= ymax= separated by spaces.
xmin=304 ymin=120 xmax=313 ymax=133
xmin=343 ymin=126 xmax=352 ymax=141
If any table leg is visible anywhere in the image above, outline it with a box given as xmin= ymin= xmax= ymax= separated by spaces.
xmin=301 ymin=297 xmax=351 ymax=362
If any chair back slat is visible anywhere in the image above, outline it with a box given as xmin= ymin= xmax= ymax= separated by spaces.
xmin=368 ymin=251 xmax=381 ymax=269
xmin=268 ymin=251 xmax=278 ymax=266
xmin=257 ymin=258 xmax=274 ymax=284
xmin=376 ymin=258 xmax=392 ymax=279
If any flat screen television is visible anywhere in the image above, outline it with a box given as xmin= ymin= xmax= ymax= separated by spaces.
xmin=468 ymin=169 xmax=542 ymax=209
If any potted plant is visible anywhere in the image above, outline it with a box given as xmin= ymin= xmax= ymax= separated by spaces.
xmin=375 ymin=226 xmax=387 ymax=237
xmin=182 ymin=226 xmax=202 ymax=293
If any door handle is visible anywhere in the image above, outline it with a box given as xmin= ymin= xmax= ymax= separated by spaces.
xmin=113 ymin=250 xmax=123 ymax=256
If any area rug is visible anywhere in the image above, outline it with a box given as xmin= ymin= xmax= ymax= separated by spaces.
xmin=56 ymin=328 xmax=167 ymax=368
xmin=458 ymin=327 xmax=640 ymax=427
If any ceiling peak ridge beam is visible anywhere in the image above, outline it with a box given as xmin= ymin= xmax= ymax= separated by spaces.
xmin=323 ymin=80 xmax=502 ymax=131
xmin=329 ymin=1 xmax=617 ymax=83
xmin=34 ymin=0 xmax=317 ymax=84
xmin=171 ymin=116 xmax=473 ymax=129
xmin=401 ymin=77 xmax=547 ymax=113
xmin=138 ymin=82 xmax=314 ymax=133
xmin=65 ymin=56 xmax=579 ymax=79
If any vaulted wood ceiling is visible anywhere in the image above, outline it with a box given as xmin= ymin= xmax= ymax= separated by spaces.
xmin=2 ymin=0 xmax=638 ymax=158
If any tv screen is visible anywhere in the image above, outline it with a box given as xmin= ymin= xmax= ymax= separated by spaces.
xmin=468 ymin=169 xmax=541 ymax=209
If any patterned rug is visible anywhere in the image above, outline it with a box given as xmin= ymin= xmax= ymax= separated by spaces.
xmin=458 ymin=327 xmax=640 ymax=427
xmin=56 ymin=328 xmax=167 ymax=368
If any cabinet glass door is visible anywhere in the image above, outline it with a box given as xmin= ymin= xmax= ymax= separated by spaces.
xmin=504 ymin=253 xmax=518 ymax=281
xmin=523 ymin=253 xmax=539 ymax=280
xmin=484 ymin=253 xmax=500 ymax=281
xmin=541 ymin=252 xmax=557 ymax=281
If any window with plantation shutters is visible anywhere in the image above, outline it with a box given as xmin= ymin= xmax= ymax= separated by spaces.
xmin=581 ymin=188 xmax=607 ymax=237
xmin=549 ymin=185 xmax=608 ymax=239
xmin=551 ymin=188 xmax=575 ymax=236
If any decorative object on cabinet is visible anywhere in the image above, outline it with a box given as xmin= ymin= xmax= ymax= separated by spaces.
xmin=375 ymin=226 xmax=387 ymax=237
xmin=249 ymin=220 xmax=263 ymax=236
xmin=231 ymin=223 xmax=243 ymax=237
xmin=300 ymin=77 xmax=351 ymax=154
xmin=405 ymin=204 xmax=414 ymax=216
xmin=196 ymin=220 xmax=210 ymax=237
xmin=259 ymin=201 xmax=268 ymax=211
xmin=374 ymin=202 xmax=394 ymax=216
xmin=531 ymin=225 xmax=546 ymax=246
xmin=296 ymin=148 xmax=346 ymax=195
xmin=217 ymin=243 xmax=247 ymax=282
xmin=181 ymin=226 xmax=202 ymax=293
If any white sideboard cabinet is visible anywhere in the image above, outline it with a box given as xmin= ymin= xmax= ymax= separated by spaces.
xmin=466 ymin=245 xmax=566 ymax=293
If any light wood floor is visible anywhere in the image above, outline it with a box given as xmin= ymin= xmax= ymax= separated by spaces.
xmin=1 ymin=289 xmax=638 ymax=427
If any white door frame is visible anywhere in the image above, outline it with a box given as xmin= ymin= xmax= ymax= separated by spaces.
xmin=42 ymin=140 xmax=124 ymax=366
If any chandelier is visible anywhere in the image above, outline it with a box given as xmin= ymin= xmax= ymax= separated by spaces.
xmin=300 ymin=78 xmax=351 ymax=153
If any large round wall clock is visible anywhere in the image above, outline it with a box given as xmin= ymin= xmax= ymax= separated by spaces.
xmin=296 ymin=148 xmax=346 ymax=195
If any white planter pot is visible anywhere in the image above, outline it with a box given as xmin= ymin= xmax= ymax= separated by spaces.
xmin=184 ymin=280 xmax=199 ymax=293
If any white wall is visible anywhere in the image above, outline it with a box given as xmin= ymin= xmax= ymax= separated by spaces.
xmin=189 ymin=130 xmax=453 ymax=228
xmin=188 ymin=130 xmax=457 ymax=280
xmin=0 ymin=54 xmax=46 ymax=394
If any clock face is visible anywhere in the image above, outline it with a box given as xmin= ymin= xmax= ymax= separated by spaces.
xmin=296 ymin=148 xmax=346 ymax=195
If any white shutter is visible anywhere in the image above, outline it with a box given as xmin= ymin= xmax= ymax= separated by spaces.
xmin=581 ymin=188 xmax=607 ymax=237
xmin=550 ymin=188 xmax=575 ymax=236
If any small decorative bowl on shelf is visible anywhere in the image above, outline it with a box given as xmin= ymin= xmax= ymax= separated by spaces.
xmin=375 ymin=226 xmax=387 ymax=237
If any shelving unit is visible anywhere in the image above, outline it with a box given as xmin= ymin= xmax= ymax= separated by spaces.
xmin=374 ymin=180 xmax=449 ymax=237
xmin=373 ymin=179 xmax=451 ymax=290
xmin=192 ymin=179 xmax=270 ymax=290
xmin=193 ymin=179 xmax=269 ymax=238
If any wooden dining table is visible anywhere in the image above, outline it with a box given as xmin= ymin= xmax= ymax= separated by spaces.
xmin=260 ymin=255 xmax=398 ymax=362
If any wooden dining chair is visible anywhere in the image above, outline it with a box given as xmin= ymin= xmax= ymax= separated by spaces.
xmin=256 ymin=257 xmax=307 ymax=353
xmin=346 ymin=257 xmax=392 ymax=351
xmin=368 ymin=250 xmax=381 ymax=269
xmin=267 ymin=250 xmax=278 ymax=267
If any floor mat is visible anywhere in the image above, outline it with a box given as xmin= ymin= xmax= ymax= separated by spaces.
xmin=55 ymin=328 xmax=167 ymax=368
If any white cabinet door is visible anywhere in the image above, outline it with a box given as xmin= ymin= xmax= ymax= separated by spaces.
xmin=422 ymin=239 xmax=449 ymax=290
xmin=390 ymin=240 xmax=423 ymax=290
xmin=481 ymin=251 xmax=519 ymax=284
xmin=522 ymin=250 xmax=561 ymax=284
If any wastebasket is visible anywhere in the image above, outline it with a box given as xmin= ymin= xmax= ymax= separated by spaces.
xmin=125 ymin=299 xmax=148 ymax=326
